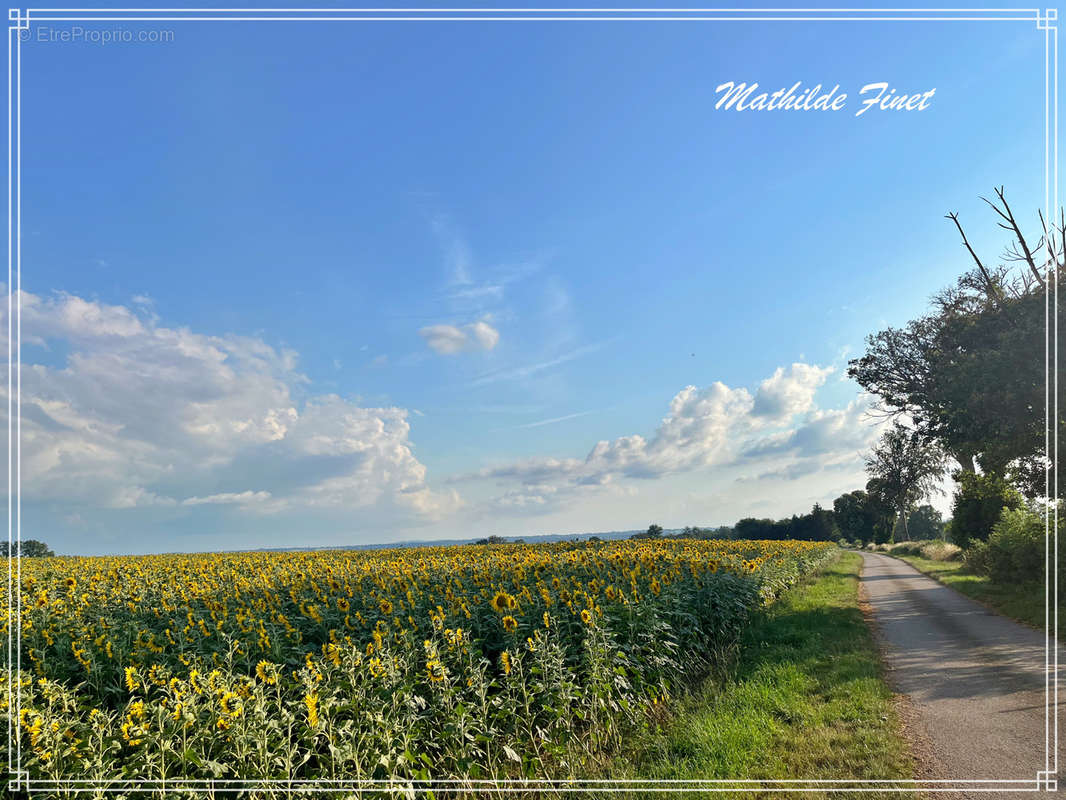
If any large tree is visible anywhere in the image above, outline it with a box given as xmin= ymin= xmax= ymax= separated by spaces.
xmin=865 ymin=423 xmax=947 ymax=541
xmin=0 ymin=539 xmax=54 ymax=558
xmin=833 ymin=489 xmax=894 ymax=545
xmin=906 ymin=504 xmax=946 ymax=540
xmin=631 ymin=524 xmax=664 ymax=540
xmin=848 ymin=189 xmax=1063 ymax=496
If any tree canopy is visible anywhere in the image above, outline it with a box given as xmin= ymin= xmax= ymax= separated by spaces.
xmin=865 ymin=422 xmax=947 ymax=540
xmin=0 ymin=539 xmax=54 ymax=558
xmin=848 ymin=189 xmax=1063 ymax=498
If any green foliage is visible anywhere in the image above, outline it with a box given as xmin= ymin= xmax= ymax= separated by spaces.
xmin=906 ymin=505 xmax=945 ymax=540
xmin=848 ymin=190 xmax=1064 ymax=496
xmin=886 ymin=541 xmax=926 ymax=557
xmin=865 ymin=423 xmax=947 ymax=540
xmin=918 ymin=540 xmax=962 ymax=561
xmin=949 ymin=471 xmax=1023 ymax=547
xmin=833 ymin=489 xmax=894 ymax=545
xmin=0 ymin=539 xmax=54 ymax=558
xmin=963 ymin=505 xmax=1058 ymax=585
xmin=632 ymin=524 xmax=664 ymax=540
xmin=732 ymin=504 xmax=841 ymax=543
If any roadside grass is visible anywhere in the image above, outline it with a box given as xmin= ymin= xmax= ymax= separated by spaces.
xmin=895 ymin=554 xmax=1053 ymax=630
xmin=588 ymin=551 xmax=913 ymax=799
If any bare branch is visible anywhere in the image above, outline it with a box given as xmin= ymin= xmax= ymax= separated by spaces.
xmin=945 ymin=212 xmax=1003 ymax=303
xmin=983 ymin=187 xmax=1045 ymax=288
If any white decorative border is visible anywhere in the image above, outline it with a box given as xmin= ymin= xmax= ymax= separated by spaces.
xmin=3 ymin=5 xmax=1059 ymax=796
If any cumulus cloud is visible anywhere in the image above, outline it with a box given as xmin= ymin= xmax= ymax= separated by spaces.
xmin=2 ymin=290 xmax=462 ymax=522
xmin=455 ymin=364 xmax=879 ymax=517
xmin=419 ymin=321 xmax=500 ymax=355
xmin=741 ymin=395 xmax=881 ymax=459
xmin=462 ymin=381 xmax=755 ymax=492
xmin=752 ymin=363 xmax=834 ymax=420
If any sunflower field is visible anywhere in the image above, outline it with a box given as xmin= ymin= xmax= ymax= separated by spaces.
xmin=1 ymin=538 xmax=835 ymax=796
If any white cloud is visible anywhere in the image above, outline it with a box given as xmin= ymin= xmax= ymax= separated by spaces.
xmin=454 ymin=364 xmax=879 ymax=517
xmin=182 ymin=491 xmax=272 ymax=507
xmin=465 ymin=381 xmax=755 ymax=490
xmin=752 ymin=362 xmax=834 ymax=420
xmin=107 ymin=486 xmax=178 ymax=509
xmin=741 ymin=395 xmax=881 ymax=459
xmin=2 ymin=290 xmax=461 ymax=523
xmin=419 ymin=321 xmax=500 ymax=355
xmin=448 ymin=284 xmax=504 ymax=302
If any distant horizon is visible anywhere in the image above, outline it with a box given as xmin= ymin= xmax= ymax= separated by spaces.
xmin=43 ymin=526 xmax=688 ymax=558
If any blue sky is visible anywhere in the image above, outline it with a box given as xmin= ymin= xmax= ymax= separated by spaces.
xmin=9 ymin=5 xmax=1051 ymax=554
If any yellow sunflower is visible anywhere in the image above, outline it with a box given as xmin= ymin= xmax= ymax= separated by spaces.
xmin=491 ymin=591 xmax=515 ymax=613
xmin=255 ymin=660 xmax=276 ymax=685
xmin=219 ymin=691 xmax=242 ymax=717
xmin=425 ymin=658 xmax=446 ymax=683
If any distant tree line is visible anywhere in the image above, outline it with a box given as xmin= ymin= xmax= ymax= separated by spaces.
xmin=469 ymin=535 xmax=512 ymax=546
xmin=0 ymin=539 xmax=54 ymax=558
xmin=635 ymin=493 xmax=947 ymax=547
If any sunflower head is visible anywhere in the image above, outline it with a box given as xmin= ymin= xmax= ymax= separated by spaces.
xmin=425 ymin=658 xmax=446 ymax=683
xmin=580 ymin=608 xmax=594 ymax=626
xmin=219 ymin=691 xmax=242 ymax=717
xmin=502 ymin=615 xmax=518 ymax=633
xmin=491 ymin=591 xmax=514 ymax=613
xmin=255 ymin=660 xmax=277 ymax=685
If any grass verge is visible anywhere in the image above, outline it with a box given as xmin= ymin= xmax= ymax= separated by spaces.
xmin=589 ymin=551 xmax=913 ymax=799
xmin=894 ymin=554 xmax=1052 ymax=630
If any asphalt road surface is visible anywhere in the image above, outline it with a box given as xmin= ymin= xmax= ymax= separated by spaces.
xmin=859 ymin=551 xmax=1062 ymax=798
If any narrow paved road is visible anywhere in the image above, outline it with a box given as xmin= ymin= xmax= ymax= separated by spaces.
xmin=859 ymin=552 xmax=1062 ymax=798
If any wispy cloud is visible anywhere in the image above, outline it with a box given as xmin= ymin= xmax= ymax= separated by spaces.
xmin=420 ymin=321 xmax=500 ymax=355
xmin=431 ymin=214 xmax=473 ymax=286
xmin=447 ymin=284 xmax=504 ymax=302
xmin=469 ymin=339 xmax=614 ymax=387
xmin=512 ymin=409 xmax=600 ymax=430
